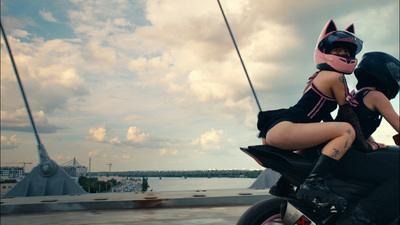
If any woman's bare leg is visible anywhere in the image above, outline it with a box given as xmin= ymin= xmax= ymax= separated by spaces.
xmin=265 ymin=121 xmax=355 ymax=159
xmin=265 ymin=121 xmax=355 ymax=206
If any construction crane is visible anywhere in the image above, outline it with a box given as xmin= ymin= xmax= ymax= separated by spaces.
xmin=2 ymin=162 xmax=32 ymax=173
xmin=106 ymin=162 xmax=112 ymax=177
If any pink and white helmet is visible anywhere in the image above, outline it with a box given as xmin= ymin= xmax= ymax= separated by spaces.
xmin=314 ymin=19 xmax=363 ymax=74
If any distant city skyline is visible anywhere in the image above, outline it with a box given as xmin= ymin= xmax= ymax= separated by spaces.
xmin=1 ymin=0 xmax=399 ymax=172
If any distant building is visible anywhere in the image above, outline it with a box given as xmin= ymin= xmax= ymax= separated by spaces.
xmin=1 ymin=182 xmax=17 ymax=196
xmin=60 ymin=157 xmax=88 ymax=177
xmin=1 ymin=167 xmax=24 ymax=179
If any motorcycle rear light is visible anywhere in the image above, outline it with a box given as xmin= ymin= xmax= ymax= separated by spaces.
xmin=243 ymin=151 xmax=263 ymax=166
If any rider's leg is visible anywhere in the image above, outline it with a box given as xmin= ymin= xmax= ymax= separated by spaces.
xmin=297 ymin=154 xmax=348 ymax=206
xmin=265 ymin=121 xmax=355 ymax=159
xmin=265 ymin=121 xmax=355 ymax=206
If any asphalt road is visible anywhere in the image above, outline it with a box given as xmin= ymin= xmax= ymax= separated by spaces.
xmin=1 ymin=205 xmax=251 ymax=225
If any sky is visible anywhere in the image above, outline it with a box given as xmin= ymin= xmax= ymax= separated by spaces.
xmin=1 ymin=0 xmax=399 ymax=173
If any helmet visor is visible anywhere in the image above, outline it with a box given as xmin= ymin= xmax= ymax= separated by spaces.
xmin=319 ymin=31 xmax=363 ymax=56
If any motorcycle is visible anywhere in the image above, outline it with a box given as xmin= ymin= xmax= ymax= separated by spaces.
xmin=237 ymin=144 xmax=399 ymax=225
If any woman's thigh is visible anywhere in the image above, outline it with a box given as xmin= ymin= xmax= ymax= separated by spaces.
xmin=266 ymin=121 xmax=353 ymax=150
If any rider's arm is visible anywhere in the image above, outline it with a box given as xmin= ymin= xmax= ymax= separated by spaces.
xmin=337 ymin=105 xmax=371 ymax=152
xmin=366 ymin=91 xmax=400 ymax=133
xmin=331 ymin=74 xmax=371 ymax=152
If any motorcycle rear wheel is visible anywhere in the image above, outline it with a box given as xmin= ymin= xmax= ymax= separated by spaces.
xmin=237 ymin=197 xmax=284 ymax=225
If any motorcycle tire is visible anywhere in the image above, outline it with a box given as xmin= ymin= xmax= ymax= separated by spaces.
xmin=237 ymin=197 xmax=284 ymax=225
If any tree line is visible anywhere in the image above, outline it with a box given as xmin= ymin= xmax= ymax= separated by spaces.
xmin=78 ymin=176 xmax=120 ymax=193
xmin=90 ymin=169 xmax=263 ymax=178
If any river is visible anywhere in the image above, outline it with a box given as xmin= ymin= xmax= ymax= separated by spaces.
xmin=146 ymin=177 xmax=257 ymax=192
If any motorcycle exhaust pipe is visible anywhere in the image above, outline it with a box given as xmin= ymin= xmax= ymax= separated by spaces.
xmin=281 ymin=200 xmax=317 ymax=225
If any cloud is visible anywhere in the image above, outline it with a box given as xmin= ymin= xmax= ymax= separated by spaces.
xmin=159 ymin=148 xmax=179 ymax=156
xmin=10 ymin=29 xmax=30 ymax=38
xmin=171 ymin=150 xmax=178 ymax=155
xmin=88 ymin=149 xmax=100 ymax=157
xmin=1 ymin=135 xmax=20 ymax=150
xmin=84 ymin=40 xmax=116 ymax=65
xmin=1 ymin=109 xmax=60 ymax=133
xmin=86 ymin=125 xmax=154 ymax=147
xmin=39 ymin=10 xmax=58 ymax=23
xmin=159 ymin=148 xmax=167 ymax=155
xmin=122 ymin=114 xmax=143 ymax=122
xmin=1 ymin=36 xmax=89 ymax=119
xmin=122 ymin=155 xmax=131 ymax=159
xmin=86 ymin=125 xmax=109 ymax=143
xmin=113 ymin=18 xmax=132 ymax=27
xmin=191 ymin=128 xmax=225 ymax=150
xmin=128 ymin=57 xmax=168 ymax=72
xmin=126 ymin=126 xmax=150 ymax=144
xmin=109 ymin=137 xmax=122 ymax=146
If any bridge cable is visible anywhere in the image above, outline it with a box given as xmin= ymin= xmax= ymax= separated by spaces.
xmin=1 ymin=21 xmax=42 ymax=145
xmin=217 ymin=0 xmax=262 ymax=112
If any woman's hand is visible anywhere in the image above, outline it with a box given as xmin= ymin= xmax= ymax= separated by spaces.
xmin=367 ymin=141 xmax=387 ymax=150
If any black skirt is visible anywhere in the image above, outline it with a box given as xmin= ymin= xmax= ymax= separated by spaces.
xmin=257 ymin=108 xmax=307 ymax=138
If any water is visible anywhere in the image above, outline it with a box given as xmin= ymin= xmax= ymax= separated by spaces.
xmin=146 ymin=177 xmax=257 ymax=192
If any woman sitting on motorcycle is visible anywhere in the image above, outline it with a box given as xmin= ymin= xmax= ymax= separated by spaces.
xmin=257 ymin=19 xmax=366 ymax=206
xmin=335 ymin=51 xmax=399 ymax=225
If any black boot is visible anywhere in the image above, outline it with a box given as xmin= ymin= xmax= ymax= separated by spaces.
xmin=269 ymin=176 xmax=295 ymax=197
xmin=296 ymin=154 xmax=347 ymax=207
xmin=336 ymin=203 xmax=377 ymax=225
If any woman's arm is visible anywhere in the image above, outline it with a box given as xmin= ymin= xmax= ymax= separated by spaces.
xmin=367 ymin=91 xmax=400 ymax=133
xmin=330 ymin=73 xmax=371 ymax=151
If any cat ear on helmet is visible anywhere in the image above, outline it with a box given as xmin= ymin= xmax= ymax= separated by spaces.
xmin=317 ymin=19 xmax=338 ymax=44
xmin=345 ymin=24 xmax=355 ymax=34
xmin=324 ymin=19 xmax=337 ymax=35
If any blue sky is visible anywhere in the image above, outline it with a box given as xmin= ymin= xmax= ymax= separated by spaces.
xmin=1 ymin=0 xmax=399 ymax=172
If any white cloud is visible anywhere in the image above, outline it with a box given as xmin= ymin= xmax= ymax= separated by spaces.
xmin=171 ymin=150 xmax=178 ymax=155
xmin=88 ymin=149 xmax=100 ymax=157
xmin=122 ymin=114 xmax=143 ymax=122
xmin=113 ymin=18 xmax=131 ymax=27
xmin=1 ymin=109 xmax=59 ymax=133
xmin=1 ymin=37 xmax=89 ymax=114
xmin=84 ymin=40 xmax=116 ymax=65
xmin=109 ymin=137 xmax=122 ymax=146
xmin=159 ymin=148 xmax=167 ymax=155
xmin=1 ymin=135 xmax=20 ymax=150
xmin=86 ymin=125 xmax=109 ymax=142
xmin=85 ymin=124 xmax=155 ymax=147
xmin=158 ymin=148 xmax=179 ymax=156
xmin=39 ymin=10 xmax=57 ymax=23
xmin=126 ymin=126 xmax=150 ymax=143
xmin=10 ymin=29 xmax=30 ymax=38
xmin=191 ymin=128 xmax=225 ymax=150
xmin=128 ymin=57 xmax=168 ymax=72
